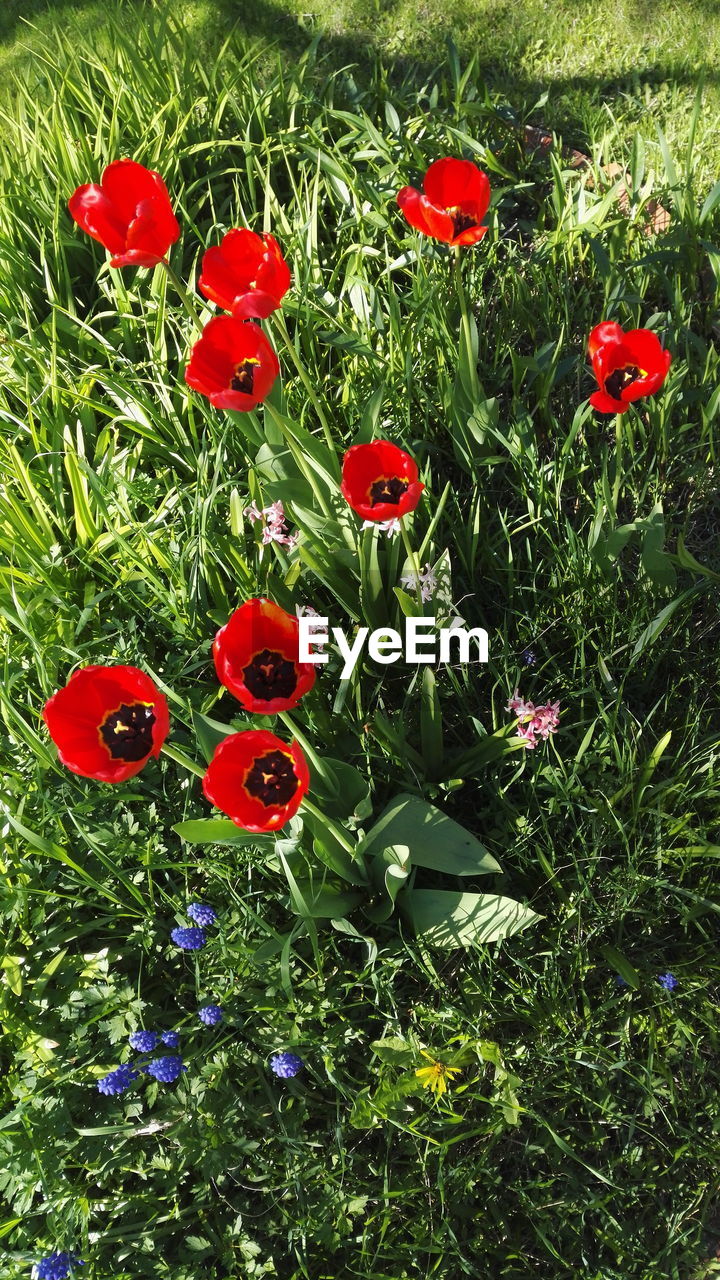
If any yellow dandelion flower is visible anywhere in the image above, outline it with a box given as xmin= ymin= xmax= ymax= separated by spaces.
xmin=414 ymin=1050 xmax=462 ymax=1098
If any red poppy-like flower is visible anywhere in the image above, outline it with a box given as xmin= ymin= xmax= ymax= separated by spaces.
xmin=397 ymin=157 xmax=491 ymax=246
xmin=42 ymin=665 xmax=170 ymax=783
xmin=199 ymin=229 xmax=291 ymax=320
xmin=184 ymin=315 xmax=280 ymax=411
xmin=202 ymin=730 xmax=310 ymax=832
xmin=68 ymin=158 xmax=180 ymax=269
xmin=341 ymin=440 xmax=425 ymax=522
xmin=588 ymin=322 xmax=672 ymax=414
xmin=213 ymin=598 xmax=316 ymax=714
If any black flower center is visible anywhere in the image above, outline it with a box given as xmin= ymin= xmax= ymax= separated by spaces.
xmin=447 ymin=208 xmax=478 ymax=237
xmin=245 ymin=749 xmax=298 ymax=807
xmin=369 ymin=475 xmax=409 ymax=506
xmin=604 ymin=364 xmax=641 ymax=400
xmin=230 ymin=360 xmax=257 ymax=394
xmin=242 ymin=648 xmax=298 ymax=701
xmin=99 ymin=701 xmax=155 ymax=761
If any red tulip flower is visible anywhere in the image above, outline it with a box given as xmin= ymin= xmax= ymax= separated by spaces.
xmin=213 ymin=598 xmax=316 ymax=714
xmin=199 ymin=228 xmax=291 ymax=320
xmin=588 ymin=322 xmax=672 ymax=414
xmin=42 ymin=665 xmax=170 ymax=783
xmin=341 ymin=440 xmax=425 ymax=522
xmin=184 ymin=315 xmax=279 ymax=411
xmin=202 ymin=730 xmax=310 ymax=832
xmin=68 ymin=158 xmax=180 ymax=268
xmin=397 ymin=157 xmax=491 ymax=246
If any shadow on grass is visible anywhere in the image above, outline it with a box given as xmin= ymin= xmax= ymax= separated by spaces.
xmin=4 ymin=0 xmax=720 ymax=103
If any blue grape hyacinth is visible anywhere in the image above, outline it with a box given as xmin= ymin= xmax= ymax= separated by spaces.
xmin=171 ymin=926 xmax=206 ymax=950
xmin=270 ymin=1052 xmax=303 ymax=1079
xmin=128 ymin=1030 xmax=160 ymax=1053
xmin=161 ymin=1030 xmax=180 ymax=1047
xmin=198 ymin=1004 xmax=223 ymax=1026
xmin=187 ymin=902 xmax=217 ymax=927
xmin=146 ymin=1055 xmax=186 ymax=1083
xmin=97 ymin=1063 xmax=139 ymax=1095
xmin=35 ymin=1252 xmax=84 ymax=1280
xmin=658 ymin=972 xmax=679 ymax=991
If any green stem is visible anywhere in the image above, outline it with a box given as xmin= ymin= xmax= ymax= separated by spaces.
xmin=160 ymin=258 xmax=204 ymax=332
xmin=161 ymin=741 xmax=206 ymax=778
xmin=400 ymin=516 xmax=425 ymax=610
xmin=271 ymin=310 xmax=339 ymax=468
xmin=300 ymin=795 xmax=357 ymax=856
xmin=453 ymin=244 xmax=480 ymax=402
xmin=612 ymin=411 xmax=624 ymax=512
xmin=264 ymin=398 xmax=335 ymax=521
xmin=277 ymin=710 xmax=328 ymax=779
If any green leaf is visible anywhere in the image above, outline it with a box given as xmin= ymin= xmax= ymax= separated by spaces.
xmin=192 ymin=709 xmax=236 ymax=763
xmin=442 ymin=724 xmax=525 ymax=781
xmin=600 ymin=944 xmax=641 ymax=990
xmin=640 ymin=505 xmax=676 ymax=590
xmin=365 ymin=844 xmax=411 ymax=922
xmin=629 ymin=589 xmax=696 ymax=662
xmin=1 ymin=956 xmax=23 ymax=996
xmin=401 ymin=889 xmax=541 ymax=948
xmin=358 ymin=792 xmax=501 ymax=876
xmin=309 ymin=757 xmax=372 ymax=821
xmin=370 ymin=1036 xmax=415 ymax=1066
xmin=420 ymin=667 xmax=443 ymax=780
xmin=172 ymin=819 xmax=273 ymax=849
xmin=284 ymin=872 xmax=363 ymax=919
xmin=699 ymin=178 xmax=720 ymax=224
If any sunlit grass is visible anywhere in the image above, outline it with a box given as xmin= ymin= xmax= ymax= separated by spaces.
xmin=1 ymin=6 xmax=719 ymax=1279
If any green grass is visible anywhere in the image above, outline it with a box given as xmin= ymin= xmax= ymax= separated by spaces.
xmin=1 ymin=4 xmax=720 ymax=1279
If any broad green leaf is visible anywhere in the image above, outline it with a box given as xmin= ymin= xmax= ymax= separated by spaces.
xmin=309 ymin=757 xmax=372 ymax=821
xmin=365 ymin=844 xmax=411 ymax=921
xmin=370 ymin=1036 xmax=415 ymax=1066
xmin=600 ymin=944 xmax=641 ymax=990
xmin=358 ymin=792 xmax=501 ymax=876
xmin=401 ymin=889 xmax=541 ymax=948
xmin=286 ymin=882 xmax=363 ymax=919
xmin=192 ymin=710 xmax=236 ymax=763
xmin=172 ymin=819 xmax=273 ymax=849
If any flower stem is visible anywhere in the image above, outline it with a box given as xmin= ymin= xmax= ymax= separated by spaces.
xmin=160 ymin=258 xmax=204 ymax=332
xmin=161 ymin=741 xmax=206 ymax=778
xmin=453 ymin=244 xmax=480 ymax=404
xmin=612 ymin=411 xmax=624 ymax=512
xmin=277 ymin=711 xmax=328 ymax=780
xmin=299 ymin=796 xmax=357 ymax=856
xmin=271 ymin=311 xmax=339 ymax=469
xmin=400 ymin=517 xmax=425 ymax=610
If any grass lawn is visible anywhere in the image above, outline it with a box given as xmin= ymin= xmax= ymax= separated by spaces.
xmin=1 ymin=2 xmax=720 ymax=1278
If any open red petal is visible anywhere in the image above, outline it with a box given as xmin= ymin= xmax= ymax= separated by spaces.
xmin=424 ymin=158 xmax=490 ymax=217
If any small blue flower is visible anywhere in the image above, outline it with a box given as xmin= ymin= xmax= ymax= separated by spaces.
xmin=161 ymin=1030 xmax=180 ymax=1048
xmin=187 ymin=902 xmax=218 ymax=927
xmin=521 ymin=648 xmax=537 ymax=667
xmin=128 ymin=1030 xmax=160 ymax=1053
xmin=198 ymin=1004 xmax=223 ymax=1026
xmin=146 ymin=1055 xmax=186 ymax=1083
xmin=270 ymin=1052 xmax=303 ymax=1079
xmin=171 ymin=926 xmax=206 ymax=950
xmin=658 ymin=972 xmax=679 ymax=991
xmin=615 ymin=974 xmax=629 ymax=988
xmin=97 ymin=1063 xmax=139 ymax=1096
xmin=35 ymin=1252 xmax=84 ymax=1280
